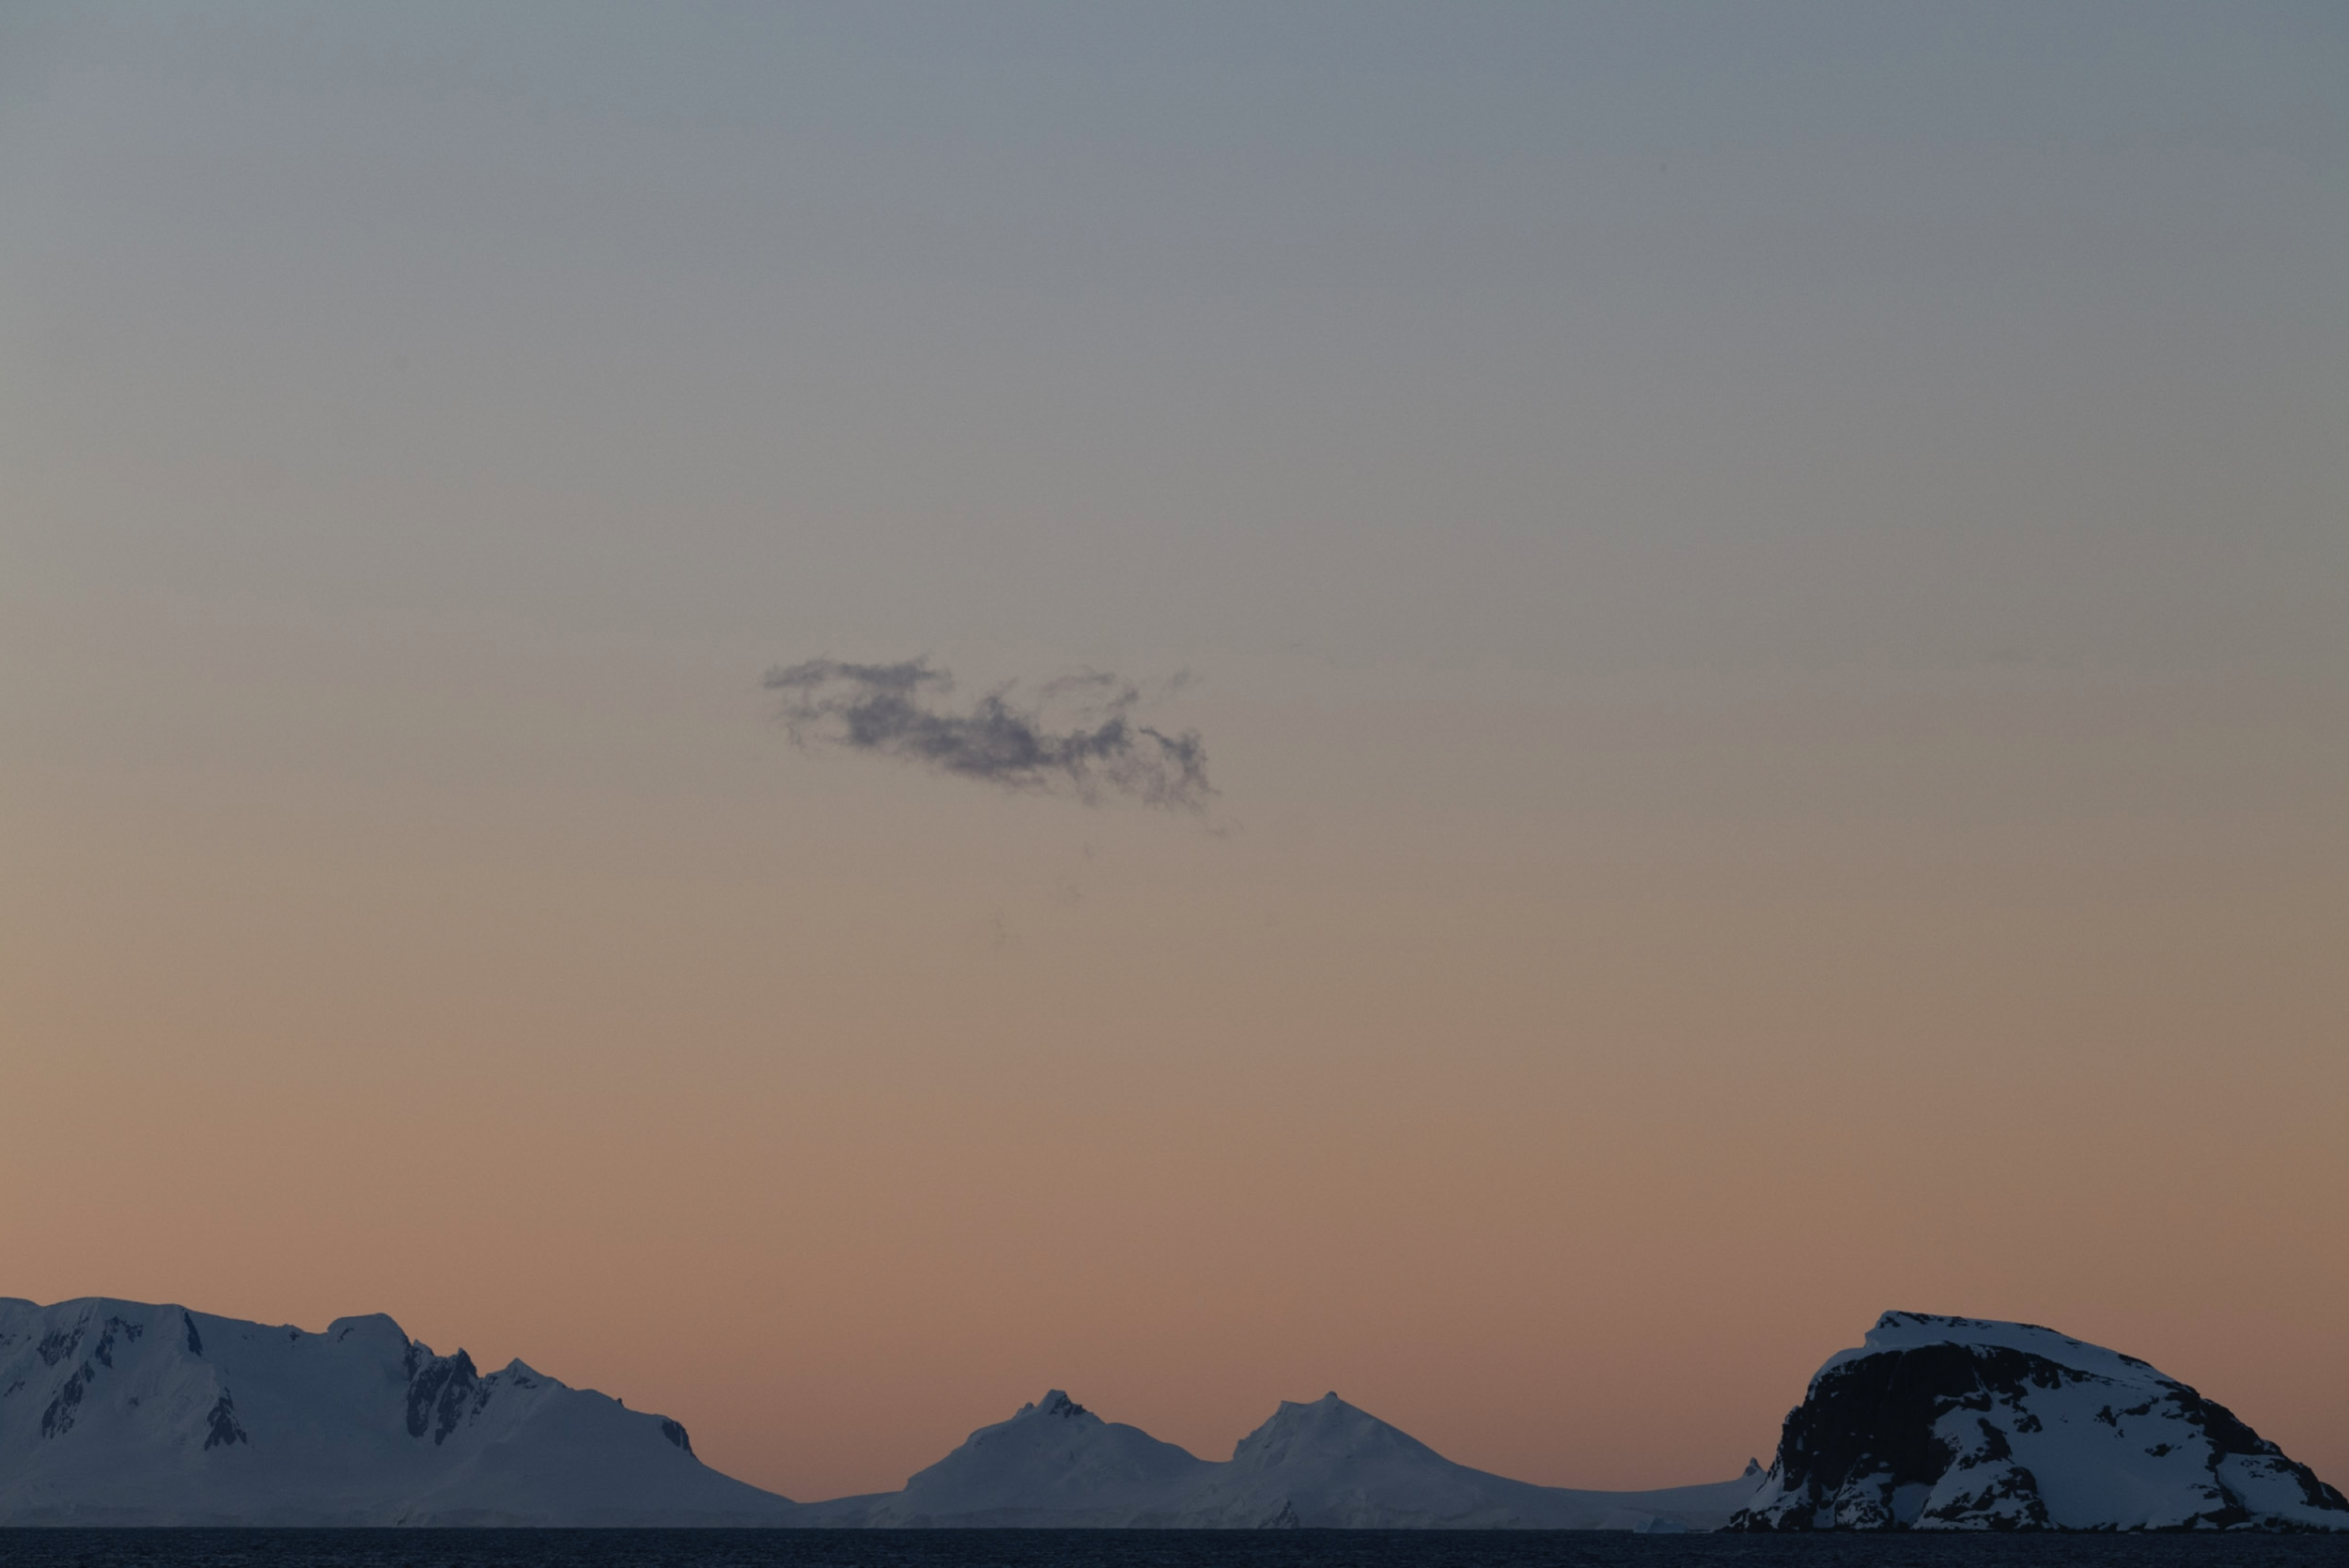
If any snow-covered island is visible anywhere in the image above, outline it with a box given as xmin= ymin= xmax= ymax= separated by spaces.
xmin=1731 ymin=1312 xmax=2349 ymax=1531
xmin=6 ymin=1296 xmax=2341 ymax=1529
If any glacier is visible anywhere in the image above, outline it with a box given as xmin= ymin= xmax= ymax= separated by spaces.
xmin=1730 ymin=1312 xmax=2349 ymax=1531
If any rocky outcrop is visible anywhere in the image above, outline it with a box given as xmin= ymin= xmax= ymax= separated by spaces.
xmin=1731 ymin=1312 xmax=2348 ymax=1532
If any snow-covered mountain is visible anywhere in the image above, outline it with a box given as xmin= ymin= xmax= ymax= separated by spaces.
xmin=800 ymin=1390 xmax=1211 ymax=1526
xmin=808 ymin=1389 xmax=1763 ymax=1530
xmin=1175 ymin=1391 xmax=1761 ymax=1530
xmin=1731 ymin=1312 xmax=2349 ymax=1531
xmin=34 ymin=1294 xmax=2330 ymax=1531
xmin=1 ymin=1295 xmax=1757 ymax=1529
xmin=0 ymin=1296 xmax=799 ymax=1525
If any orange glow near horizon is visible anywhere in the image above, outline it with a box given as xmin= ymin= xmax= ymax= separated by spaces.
xmin=7 ymin=731 xmax=2343 ymax=1498
xmin=3 ymin=0 xmax=2343 ymax=1511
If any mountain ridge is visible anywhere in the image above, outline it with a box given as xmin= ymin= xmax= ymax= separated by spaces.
xmin=8 ymin=1296 xmax=2340 ymax=1530
xmin=0 ymin=1296 xmax=797 ymax=1525
xmin=801 ymin=1387 xmax=1763 ymax=1529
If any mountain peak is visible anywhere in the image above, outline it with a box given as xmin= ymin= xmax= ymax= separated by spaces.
xmin=1019 ymin=1390 xmax=1092 ymax=1422
xmin=1230 ymin=1390 xmax=1448 ymax=1473
xmin=831 ymin=1388 xmax=1209 ymax=1526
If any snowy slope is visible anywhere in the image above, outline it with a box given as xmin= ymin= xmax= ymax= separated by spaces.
xmin=0 ymin=1296 xmax=800 ymax=1525
xmin=1732 ymin=1312 xmax=2349 ymax=1531
xmin=805 ymin=1389 xmax=1763 ymax=1529
xmin=1170 ymin=1392 xmax=1760 ymax=1529
xmin=801 ymin=1390 xmax=1212 ymax=1526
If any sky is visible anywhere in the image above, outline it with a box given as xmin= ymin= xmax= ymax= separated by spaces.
xmin=2 ymin=0 xmax=2344 ymax=1501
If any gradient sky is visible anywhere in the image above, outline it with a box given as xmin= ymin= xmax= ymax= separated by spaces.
xmin=3 ymin=1 xmax=2345 ymax=1501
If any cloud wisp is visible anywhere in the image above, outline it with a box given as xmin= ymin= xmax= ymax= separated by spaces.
xmin=764 ymin=658 xmax=1213 ymax=810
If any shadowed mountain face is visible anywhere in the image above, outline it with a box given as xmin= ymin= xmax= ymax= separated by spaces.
xmin=0 ymin=1297 xmax=798 ymax=1525
xmin=1732 ymin=1312 xmax=2349 ymax=1532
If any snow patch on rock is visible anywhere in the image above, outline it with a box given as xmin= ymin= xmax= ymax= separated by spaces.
xmin=1732 ymin=1312 xmax=2348 ymax=1532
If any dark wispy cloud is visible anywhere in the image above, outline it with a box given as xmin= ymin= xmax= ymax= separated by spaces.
xmin=763 ymin=658 xmax=1213 ymax=810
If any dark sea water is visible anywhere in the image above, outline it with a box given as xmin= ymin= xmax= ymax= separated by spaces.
xmin=2 ymin=1533 xmax=2344 ymax=1568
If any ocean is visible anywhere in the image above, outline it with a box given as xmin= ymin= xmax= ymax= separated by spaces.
xmin=0 ymin=1533 xmax=2342 ymax=1568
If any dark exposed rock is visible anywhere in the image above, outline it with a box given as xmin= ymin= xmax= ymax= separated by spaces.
xmin=1731 ymin=1312 xmax=2349 ymax=1532
xmin=203 ymin=1391 xmax=249 ymax=1450
xmin=404 ymin=1346 xmax=481 ymax=1445
xmin=91 ymin=1316 xmax=139 ymax=1369
xmin=39 ymin=1363 xmax=92 ymax=1439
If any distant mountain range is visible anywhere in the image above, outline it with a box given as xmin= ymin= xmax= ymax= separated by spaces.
xmin=795 ymin=1389 xmax=1758 ymax=1529
xmin=4 ymin=1296 xmax=2341 ymax=1529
